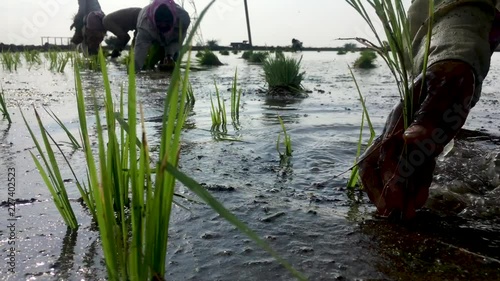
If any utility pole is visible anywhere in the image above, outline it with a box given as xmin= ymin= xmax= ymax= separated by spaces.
xmin=243 ymin=0 xmax=253 ymax=47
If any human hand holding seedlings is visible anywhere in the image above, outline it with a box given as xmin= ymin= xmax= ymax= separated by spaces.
xmin=355 ymin=0 xmax=500 ymax=220
xmin=358 ymin=61 xmax=476 ymax=219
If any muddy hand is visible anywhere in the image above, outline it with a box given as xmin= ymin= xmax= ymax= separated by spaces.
xmin=358 ymin=101 xmax=430 ymax=219
xmin=359 ymin=60 xmax=476 ymax=219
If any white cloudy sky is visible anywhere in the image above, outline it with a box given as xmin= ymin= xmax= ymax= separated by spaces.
xmin=0 ymin=0 xmax=411 ymax=46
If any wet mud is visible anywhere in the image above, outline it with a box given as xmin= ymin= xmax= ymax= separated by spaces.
xmin=0 ymin=52 xmax=499 ymax=280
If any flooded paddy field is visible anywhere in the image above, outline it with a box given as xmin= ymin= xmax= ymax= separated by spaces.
xmin=0 ymin=51 xmax=499 ymax=280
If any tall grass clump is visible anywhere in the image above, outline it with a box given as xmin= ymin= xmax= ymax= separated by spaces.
xmin=344 ymin=0 xmax=434 ymax=186
xmin=26 ymin=1 xmax=306 ymax=279
xmin=241 ymin=50 xmax=253 ymax=60
xmin=353 ymin=50 xmax=377 ymax=69
xmin=248 ymin=51 xmax=269 ymax=63
xmin=197 ymin=49 xmax=223 ymax=66
xmin=0 ymin=88 xmax=12 ymax=124
xmin=263 ymin=54 xmax=305 ymax=95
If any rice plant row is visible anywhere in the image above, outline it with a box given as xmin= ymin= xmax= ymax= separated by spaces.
xmin=23 ymin=1 xmax=306 ymax=279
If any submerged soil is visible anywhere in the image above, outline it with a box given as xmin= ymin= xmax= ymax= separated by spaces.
xmin=0 ymin=51 xmax=499 ymax=280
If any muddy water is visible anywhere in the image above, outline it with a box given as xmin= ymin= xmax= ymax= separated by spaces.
xmin=0 ymin=51 xmax=499 ymax=280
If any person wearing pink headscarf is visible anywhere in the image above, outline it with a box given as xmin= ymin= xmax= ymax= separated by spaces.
xmin=134 ymin=0 xmax=191 ymax=71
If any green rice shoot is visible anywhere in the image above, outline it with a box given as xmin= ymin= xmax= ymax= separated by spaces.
xmin=43 ymin=107 xmax=81 ymax=149
xmin=276 ymin=115 xmax=293 ymax=164
xmin=344 ymin=0 xmax=434 ymax=187
xmin=230 ymin=68 xmax=242 ymax=125
xmin=210 ymin=80 xmax=228 ymax=133
xmin=0 ymin=87 xmax=12 ymax=124
xmin=263 ymin=54 xmax=305 ymax=95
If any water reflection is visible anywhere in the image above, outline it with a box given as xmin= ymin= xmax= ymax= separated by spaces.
xmin=52 ymin=228 xmax=77 ymax=280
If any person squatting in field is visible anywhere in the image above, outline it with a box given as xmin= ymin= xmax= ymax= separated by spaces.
xmin=358 ymin=0 xmax=500 ymax=219
xmin=133 ymin=0 xmax=191 ymax=72
xmin=102 ymin=7 xmax=142 ymax=58
xmin=70 ymin=0 xmax=105 ymax=55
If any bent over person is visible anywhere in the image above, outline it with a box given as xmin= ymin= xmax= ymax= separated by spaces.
xmin=102 ymin=7 xmax=142 ymax=58
xmin=134 ymin=0 xmax=191 ymax=72
xmin=70 ymin=0 xmax=105 ymax=55
xmin=358 ymin=0 xmax=500 ymax=219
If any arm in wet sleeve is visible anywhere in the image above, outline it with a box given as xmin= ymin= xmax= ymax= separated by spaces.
xmin=134 ymin=29 xmax=153 ymax=72
xmin=103 ymin=14 xmax=130 ymax=51
xmin=410 ymin=0 xmax=496 ymax=87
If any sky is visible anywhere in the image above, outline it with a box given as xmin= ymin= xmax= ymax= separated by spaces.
xmin=0 ymin=0 xmax=411 ymax=47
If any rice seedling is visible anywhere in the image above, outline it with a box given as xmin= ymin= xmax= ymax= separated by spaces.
xmin=1 ymin=52 xmax=20 ymax=72
xmin=197 ymin=49 xmax=223 ymax=66
xmin=0 ymin=87 xmax=11 ymax=124
xmin=14 ymin=52 xmax=22 ymax=70
xmin=248 ymin=51 xmax=269 ymax=63
xmin=219 ymin=50 xmax=230 ymax=56
xmin=24 ymin=50 xmax=42 ymax=70
xmin=345 ymin=0 xmax=433 ymax=130
xmin=47 ymin=50 xmax=72 ymax=73
xmin=346 ymin=66 xmax=375 ymax=188
xmin=337 ymin=49 xmax=347 ymax=55
xmin=231 ymin=49 xmax=239 ymax=55
xmin=57 ymin=52 xmax=71 ymax=73
xmin=43 ymin=107 xmax=81 ymax=149
xmin=47 ymin=49 xmax=59 ymax=71
xmin=276 ymin=115 xmax=292 ymax=164
xmin=344 ymin=0 xmax=434 ymax=187
xmin=241 ymin=50 xmax=253 ymax=60
xmin=72 ymin=52 xmax=101 ymax=71
xmin=186 ymin=82 xmax=195 ymax=106
xmin=263 ymin=54 xmax=305 ymax=95
xmin=21 ymin=107 xmax=79 ymax=229
xmin=26 ymin=2 xmax=306 ymax=279
xmin=210 ymin=80 xmax=228 ymax=132
xmin=353 ymin=50 xmax=377 ymax=69
xmin=230 ymin=68 xmax=242 ymax=125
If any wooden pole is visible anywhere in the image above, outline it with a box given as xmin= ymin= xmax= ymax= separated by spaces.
xmin=243 ymin=0 xmax=252 ymax=47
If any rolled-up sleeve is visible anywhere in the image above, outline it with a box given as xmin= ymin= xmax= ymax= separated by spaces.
xmin=410 ymin=0 xmax=496 ymax=83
